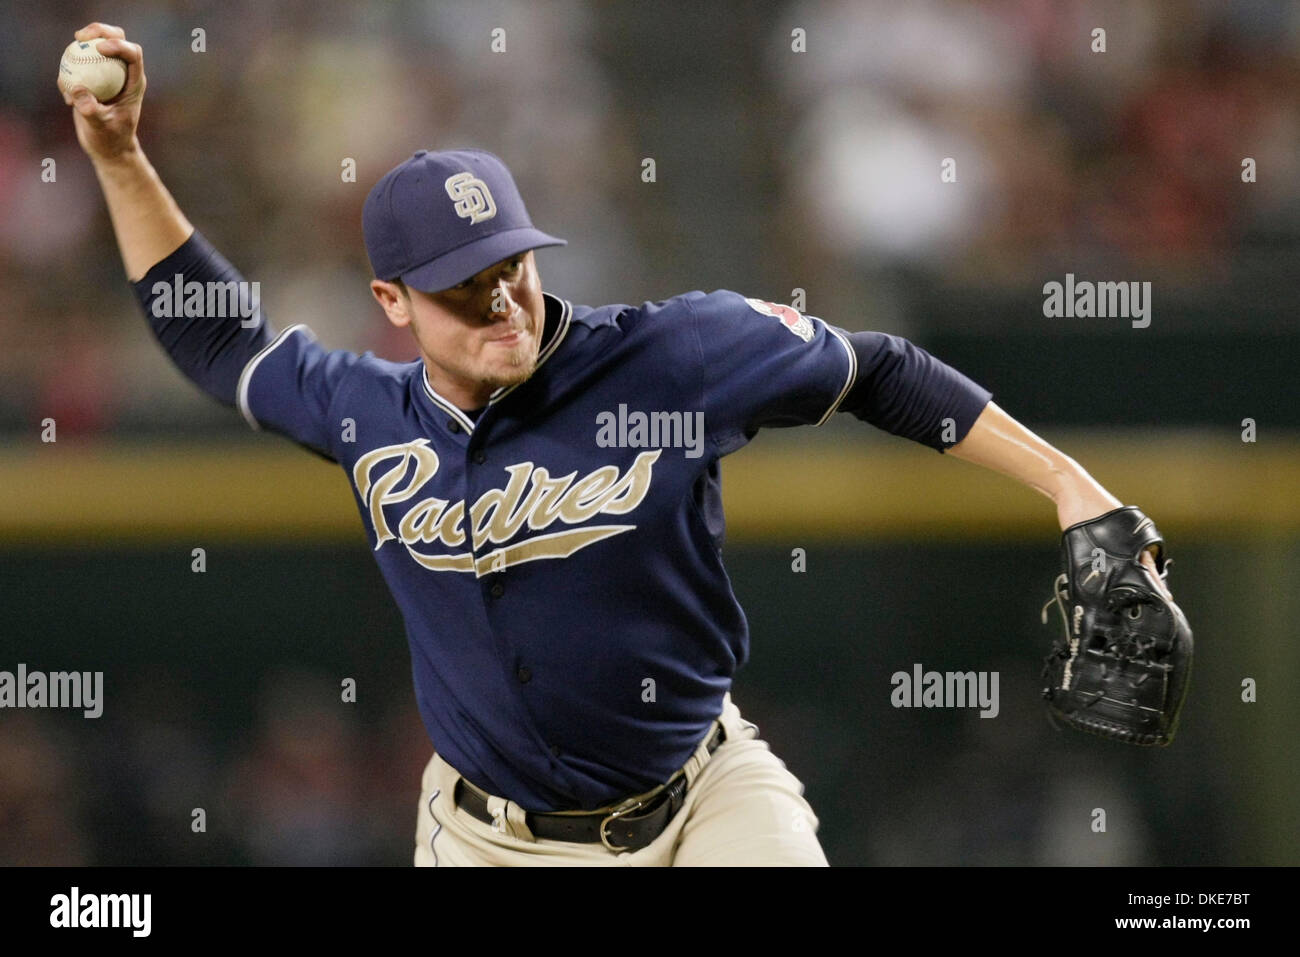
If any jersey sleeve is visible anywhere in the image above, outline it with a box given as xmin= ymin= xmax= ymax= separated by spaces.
xmin=132 ymin=230 xmax=276 ymax=407
xmin=689 ymin=290 xmax=857 ymax=455
xmin=130 ymin=229 xmax=364 ymax=462
xmin=838 ymin=331 xmax=993 ymax=453
xmin=236 ymin=325 xmax=364 ymax=463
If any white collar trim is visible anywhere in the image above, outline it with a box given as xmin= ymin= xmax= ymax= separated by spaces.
xmin=420 ymin=293 xmax=573 ymax=434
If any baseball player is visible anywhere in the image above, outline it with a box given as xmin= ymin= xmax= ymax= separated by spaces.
xmin=64 ymin=23 xmax=1179 ymax=866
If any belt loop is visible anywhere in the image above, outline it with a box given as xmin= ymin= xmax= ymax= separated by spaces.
xmin=484 ymin=795 xmax=508 ymax=835
xmin=431 ymin=752 xmax=457 ymax=793
xmin=481 ymin=796 xmax=536 ymax=843
xmin=504 ymin=800 xmax=536 ymax=843
xmin=682 ymin=717 xmax=722 ymax=789
xmin=719 ymin=692 xmax=754 ymax=742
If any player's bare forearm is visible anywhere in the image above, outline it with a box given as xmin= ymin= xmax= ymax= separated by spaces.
xmin=60 ymin=23 xmax=193 ymax=281
xmin=947 ymin=401 xmax=1121 ymax=531
xmin=90 ymin=148 xmax=193 ymax=281
xmin=949 ymin=403 xmax=1171 ymax=597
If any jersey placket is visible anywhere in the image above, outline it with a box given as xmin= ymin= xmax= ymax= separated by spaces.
xmin=459 ymin=403 xmax=536 ymax=690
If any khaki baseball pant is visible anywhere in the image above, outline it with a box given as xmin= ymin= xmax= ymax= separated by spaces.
xmin=413 ymin=694 xmax=828 ymax=866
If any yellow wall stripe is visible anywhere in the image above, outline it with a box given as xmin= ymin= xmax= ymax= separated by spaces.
xmin=1 ymin=433 xmax=1294 ymax=543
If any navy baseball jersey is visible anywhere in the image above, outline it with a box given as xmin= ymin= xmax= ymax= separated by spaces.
xmin=134 ymin=231 xmax=992 ymax=811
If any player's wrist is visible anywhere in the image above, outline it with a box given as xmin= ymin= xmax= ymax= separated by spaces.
xmin=1053 ymin=481 xmax=1123 ymax=531
xmin=1040 ymin=454 xmax=1118 ymax=527
xmin=89 ymin=135 xmax=144 ymax=169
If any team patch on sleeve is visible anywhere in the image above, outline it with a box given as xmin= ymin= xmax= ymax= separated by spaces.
xmin=743 ymin=297 xmax=815 ymax=342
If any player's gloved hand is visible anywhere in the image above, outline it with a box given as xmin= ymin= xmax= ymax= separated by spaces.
xmin=58 ymin=23 xmax=146 ymax=163
xmin=1040 ymin=505 xmax=1193 ymax=746
xmin=1055 ymin=490 xmax=1172 ymax=602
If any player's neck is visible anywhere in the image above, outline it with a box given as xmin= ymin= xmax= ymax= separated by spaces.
xmin=422 ymin=365 xmax=492 ymax=413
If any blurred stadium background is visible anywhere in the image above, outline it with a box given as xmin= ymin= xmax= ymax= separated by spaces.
xmin=2 ymin=0 xmax=1298 ymax=865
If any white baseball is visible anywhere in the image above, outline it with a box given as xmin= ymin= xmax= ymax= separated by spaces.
xmin=58 ymin=38 xmax=127 ymax=102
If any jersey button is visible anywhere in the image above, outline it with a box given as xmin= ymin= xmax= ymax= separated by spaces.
xmin=550 ymin=745 xmax=561 ymax=758
xmin=489 ymin=581 xmax=505 ymax=598
xmin=472 ymin=450 xmax=487 ymax=465
xmin=447 ymin=420 xmax=460 ymax=433
xmin=516 ymin=666 xmax=532 ymax=684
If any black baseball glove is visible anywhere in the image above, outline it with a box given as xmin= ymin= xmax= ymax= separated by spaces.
xmin=1040 ymin=506 xmax=1193 ymax=746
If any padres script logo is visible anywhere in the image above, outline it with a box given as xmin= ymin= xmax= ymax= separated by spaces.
xmin=444 ymin=172 xmax=497 ymax=224
xmin=353 ymin=440 xmax=661 ymax=575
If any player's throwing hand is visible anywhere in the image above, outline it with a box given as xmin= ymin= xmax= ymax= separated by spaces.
xmin=59 ymin=23 xmax=146 ymax=162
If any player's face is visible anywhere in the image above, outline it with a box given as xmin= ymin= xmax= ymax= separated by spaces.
xmin=374 ymin=251 xmax=545 ymax=410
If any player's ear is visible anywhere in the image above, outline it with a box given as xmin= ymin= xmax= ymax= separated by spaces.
xmin=371 ymin=278 xmax=412 ymax=328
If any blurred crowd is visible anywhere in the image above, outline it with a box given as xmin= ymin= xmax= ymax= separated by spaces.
xmin=780 ymin=0 xmax=1298 ymax=272
xmin=0 ymin=668 xmax=433 ymax=865
xmin=1 ymin=0 xmax=1295 ymax=437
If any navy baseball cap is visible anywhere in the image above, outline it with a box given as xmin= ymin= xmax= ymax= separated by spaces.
xmin=363 ymin=148 xmax=566 ymax=293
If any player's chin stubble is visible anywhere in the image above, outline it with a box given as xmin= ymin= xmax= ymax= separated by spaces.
xmin=480 ymin=336 xmax=539 ymax=390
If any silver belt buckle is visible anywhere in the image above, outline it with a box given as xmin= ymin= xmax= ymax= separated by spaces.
xmin=599 ymin=796 xmax=647 ymax=851
xmin=597 ymin=728 xmax=716 ymax=852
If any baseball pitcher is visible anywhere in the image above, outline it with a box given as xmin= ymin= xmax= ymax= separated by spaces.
xmin=62 ymin=23 xmax=1191 ymax=866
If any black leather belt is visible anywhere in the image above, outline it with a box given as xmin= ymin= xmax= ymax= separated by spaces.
xmin=453 ymin=724 xmax=726 ymax=852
